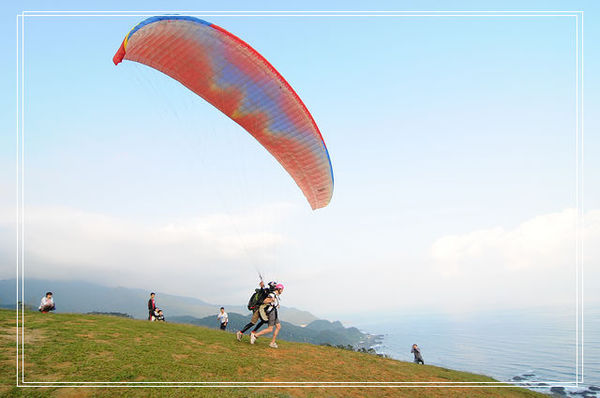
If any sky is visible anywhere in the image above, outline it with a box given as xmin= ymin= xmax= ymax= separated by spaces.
xmin=0 ymin=1 xmax=598 ymax=324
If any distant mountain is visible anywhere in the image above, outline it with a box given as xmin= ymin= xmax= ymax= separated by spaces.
xmin=169 ymin=313 xmax=380 ymax=348
xmin=0 ymin=279 xmax=318 ymax=326
xmin=304 ymin=319 xmax=345 ymax=331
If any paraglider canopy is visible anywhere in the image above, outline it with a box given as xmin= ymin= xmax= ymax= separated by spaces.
xmin=114 ymin=16 xmax=334 ymax=209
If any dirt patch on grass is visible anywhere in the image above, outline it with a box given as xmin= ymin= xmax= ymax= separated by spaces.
xmin=75 ymin=333 xmax=95 ymax=339
xmin=25 ymin=370 xmax=61 ymax=382
xmin=0 ymin=327 xmax=17 ymax=369
xmin=55 ymin=361 xmax=73 ymax=369
xmin=208 ymin=343 xmax=233 ymax=353
xmin=23 ymin=327 xmax=45 ymax=344
xmin=54 ymin=387 xmax=92 ymax=397
xmin=187 ymin=338 xmax=205 ymax=346
xmin=0 ymin=326 xmax=16 ymax=342
xmin=172 ymin=354 xmax=189 ymax=361
xmin=235 ymin=366 xmax=255 ymax=377
xmin=70 ymin=319 xmax=97 ymax=324
xmin=88 ymin=351 xmax=115 ymax=360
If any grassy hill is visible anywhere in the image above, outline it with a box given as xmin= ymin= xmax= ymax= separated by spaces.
xmin=0 ymin=309 xmax=544 ymax=397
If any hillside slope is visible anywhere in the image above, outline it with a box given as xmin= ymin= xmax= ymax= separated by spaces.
xmin=0 ymin=310 xmax=544 ymax=398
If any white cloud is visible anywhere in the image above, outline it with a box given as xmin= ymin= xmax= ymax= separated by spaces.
xmin=430 ymin=208 xmax=589 ymax=275
xmin=1 ymin=206 xmax=598 ymax=316
xmin=21 ymin=205 xmax=290 ymax=265
xmin=0 ymin=204 xmax=296 ymax=302
xmin=419 ymin=208 xmax=600 ymax=312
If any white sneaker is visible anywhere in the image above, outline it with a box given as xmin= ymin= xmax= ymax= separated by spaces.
xmin=269 ymin=341 xmax=278 ymax=349
xmin=250 ymin=333 xmax=257 ymax=344
xmin=236 ymin=331 xmax=242 ymax=341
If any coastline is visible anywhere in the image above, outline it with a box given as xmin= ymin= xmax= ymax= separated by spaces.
xmin=369 ymin=332 xmax=599 ymax=398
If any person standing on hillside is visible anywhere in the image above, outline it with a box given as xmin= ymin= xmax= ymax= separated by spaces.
xmin=38 ymin=292 xmax=55 ymax=313
xmin=236 ymin=280 xmax=275 ymax=341
xmin=411 ymin=344 xmax=424 ymax=364
xmin=217 ymin=307 xmax=228 ymax=330
xmin=250 ymin=284 xmax=284 ymax=348
xmin=148 ymin=292 xmax=157 ymax=321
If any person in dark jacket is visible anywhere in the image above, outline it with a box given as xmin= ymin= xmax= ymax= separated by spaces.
xmin=250 ymin=284 xmax=284 ymax=349
xmin=411 ymin=344 xmax=424 ymax=364
xmin=148 ymin=292 xmax=156 ymax=321
xmin=236 ymin=281 xmax=275 ymax=341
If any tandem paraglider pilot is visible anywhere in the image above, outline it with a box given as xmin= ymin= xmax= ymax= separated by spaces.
xmin=38 ymin=292 xmax=55 ymax=313
xmin=237 ymin=280 xmax=277 ymax=341
xmin=250 ymin=283 xmax=284 ymax=348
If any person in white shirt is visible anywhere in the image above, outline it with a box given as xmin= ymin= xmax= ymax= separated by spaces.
xmin=250 ymin=284 xmax=284 ymax=348
xmin=217 ymin=307 xmax=228 ymax=330
xmin=38 ymin=292 xmax=55 ymax=313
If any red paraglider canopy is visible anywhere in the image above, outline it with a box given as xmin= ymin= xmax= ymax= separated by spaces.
xmin=114 ymin=16 xmax=334 ymax=209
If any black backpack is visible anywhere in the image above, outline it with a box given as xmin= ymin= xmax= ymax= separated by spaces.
xmin=247 ymin=288 xmax=269 ymax=311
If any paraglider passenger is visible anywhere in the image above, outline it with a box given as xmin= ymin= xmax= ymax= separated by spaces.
xmin=217 ymin=307 xmax=228 ymax=330
xmin=38 ymin=292 xmax=55 ymax=313
xmin=148 ymin=292 xmax=156 ymax=321
xmin=250 ymin=284 xmax=284 ymax=348
xmin=411 ymin=344 xmax=424 ymax=364
xmin=236 ymin=280 xmax=275 ymax=341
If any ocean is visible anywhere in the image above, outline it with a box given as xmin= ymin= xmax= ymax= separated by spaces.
xmin=357 ymin=306 xmax=599 ymax=396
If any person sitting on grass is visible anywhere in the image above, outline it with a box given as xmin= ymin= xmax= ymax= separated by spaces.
xmin=250 ymin=284 xmax=284 ymax=348
xmin=38 ymin=292 xmax=55 ymax=313
xmin=411 ymin=344 xmax=424 ymax=364
xmin=154 ymin=309 xmax=165 ymax=322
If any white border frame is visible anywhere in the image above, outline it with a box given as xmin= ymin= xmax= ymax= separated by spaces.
xmin=15 ymin=9 xmax=585 ymax=390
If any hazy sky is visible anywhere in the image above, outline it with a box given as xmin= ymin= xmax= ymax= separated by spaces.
xmin=1 ymin=1 xmax=598 ymax=323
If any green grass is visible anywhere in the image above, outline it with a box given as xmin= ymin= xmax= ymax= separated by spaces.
xmin=0 ymin=309 xmax=545 ymax=397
